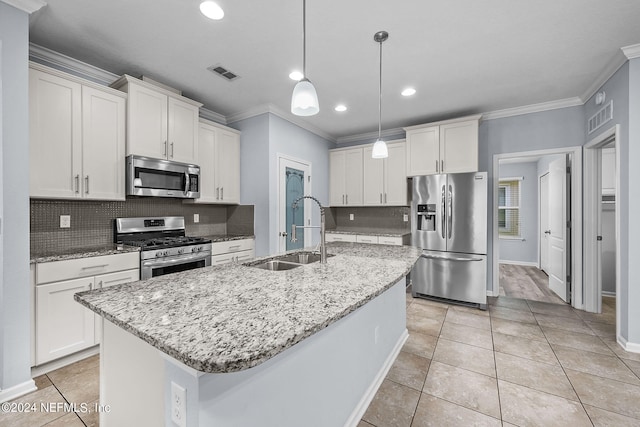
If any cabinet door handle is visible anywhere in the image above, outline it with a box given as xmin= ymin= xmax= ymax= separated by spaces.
xmin=98 ymin=280 xmax=103 ymax=288
xmin=163 ymin=141 xmax=167 ymax=156
xmin=346 ymin=194 xmax=348 ymax=204
xmin=89 ymin=283 xmax=93 ymax=291
xmin=170 ymin=142 xmax=174 ymax=158
xmin=216 ymin=187 xmax=220 ymax=200
xmin=436 ymin=160 xmax=439 ymax=173
xmin=85 ymin=176 xmax=89 ymax=194
xmin=441 ymin=159 xmax=444 ymax=172
xmin=380 ymin=193 xmax=383 ymax=204
xmin=384 ymin=193 xmax=387 ymax=204
xmin=342 ymin=195 xmax=345 ymax=204
xmin=74 ymin=175 xmax=80 ymax=193
xmin=221 ymin=187 xmax=224 ymax=200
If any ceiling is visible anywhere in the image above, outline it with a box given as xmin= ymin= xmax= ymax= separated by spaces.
xmin=28 ymin=0 xmax=640 ymax=141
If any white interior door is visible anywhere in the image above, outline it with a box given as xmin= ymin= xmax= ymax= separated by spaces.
xmin=278 ymin=156 xmax=311 ymax=253
xmin=548 ymin=156 xmax=570 ymax=302
xmin=539 ymin=173 xmax=550 ymax=273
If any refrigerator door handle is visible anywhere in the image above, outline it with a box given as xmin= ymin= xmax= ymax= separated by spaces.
xmin=421 ymin=254 xmax=483 ymax=262
xmin=441 ymin=185 xmax=446 ymax=239
xmin=447 ymin=184 xmax=453 ymax=239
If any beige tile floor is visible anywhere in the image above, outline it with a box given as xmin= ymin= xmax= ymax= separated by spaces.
xmin=0 ymin=355 xmax=99 ymax=427
xmin=360 ymin=294 xmax=640 ymax=427
xmin=3 ymin=295 xmax=638 ymax=427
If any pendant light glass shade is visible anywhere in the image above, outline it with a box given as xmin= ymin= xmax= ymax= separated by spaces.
xmin=371 ymin=139 xmax=389 ymax=158
xmin=291 ymin=78 xmax=319 ymax=116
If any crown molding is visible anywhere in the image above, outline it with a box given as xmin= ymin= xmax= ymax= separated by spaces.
xmin=482 ymin=97 xmax=583 ymax=121
xmin=335 ymin=127 xmax=405 ymax=145
xmin=29 ymin=43 xmax=119 ymax=86
xmin=2 ymin=0 xmax=46 ymax=13
xmin=199 ymin=108 xmax=227 ymax=125
xmin=622 ymin=43 xmax=640 ymax=60
xmin=227 ymin=103 xmax=336 ymax=142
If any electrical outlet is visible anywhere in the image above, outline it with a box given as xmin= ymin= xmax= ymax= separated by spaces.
xmin=60 ymin=215 xmax=71 ymax=228
xmin=349 ymin=213 xmax=354 ymax=221
xmin=403 ymin=214 xmax=409 ymax=222
xmin=193 ymin=214 xmax=199 ymax=223
xmin=171 ymin=382 xmax=187 ymax=427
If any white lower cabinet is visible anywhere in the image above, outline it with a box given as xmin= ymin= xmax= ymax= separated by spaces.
xmin=36 ymin=277 xmax=96 ymax=365
xmin=326 ymin=232 xmax=404 ymax=246
xmin=211 ymin=239 xmax=255 ymax=266
xmin=34 ymin=252 xmax=139 ymax=365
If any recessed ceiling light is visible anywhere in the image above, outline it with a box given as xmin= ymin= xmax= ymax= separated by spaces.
xmin=401 ymin=88 xmax=416 ymax=96
xmin=200 ymin=1 xmax=224 ymax=20
xmin=335 ymin=104 xmax=347 ymax=112
xmin=289 ymin=71 xmax=304 ymax=81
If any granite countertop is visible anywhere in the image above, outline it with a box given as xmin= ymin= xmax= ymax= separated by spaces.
xmin=326 ymin=228 xmax=410 ymax=237
xmin=74 ymin=242 xmax=421 ymax=374
xmin=204 ymin=234 xmax=255 ymax=242
xmin=31 ymin=244 xmax=140 ymax=264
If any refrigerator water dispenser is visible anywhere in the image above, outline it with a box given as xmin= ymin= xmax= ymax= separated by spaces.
xmin=416 ymin=204 xmax=436 ymax=231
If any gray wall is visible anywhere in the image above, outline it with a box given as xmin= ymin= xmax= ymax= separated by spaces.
xmin=232 ymin=113 xmax=334 ymax=256
xmin=0 ymin=2 xmax=31 ymax=394
xmin=479 ymin=105 xmax=586 ymax=295
xmin=497 ymin=162 xmax=538 ymax=265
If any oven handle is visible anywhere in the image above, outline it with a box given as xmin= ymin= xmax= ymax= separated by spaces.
xmin=142 ymin=252 xmax=210 ymax=268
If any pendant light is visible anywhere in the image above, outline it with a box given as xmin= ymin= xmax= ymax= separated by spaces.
xmin=291 ymin=0 xmax=319 ymax=116
xmin=371 ymin=31 xmax=389 ymax=159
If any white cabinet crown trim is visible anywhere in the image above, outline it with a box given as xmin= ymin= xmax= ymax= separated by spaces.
xmin=111 ymin=74 xmax=203 ymax=107
xmin=403 ymin=113 xmax=483 ymax=132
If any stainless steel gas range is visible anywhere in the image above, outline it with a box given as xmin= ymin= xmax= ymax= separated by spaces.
xmin=115 ymin=216 xmax=212 ymax=279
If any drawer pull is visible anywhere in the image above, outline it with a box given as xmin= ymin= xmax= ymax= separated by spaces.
xmin=81 ymin=264 xmax=109 ymax=270
xmin=228 ymin=245 xmax=241 ymax=250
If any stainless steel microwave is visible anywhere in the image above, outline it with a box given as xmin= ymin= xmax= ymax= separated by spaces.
xmin=126 ymin=155 xmax=200 ymax=199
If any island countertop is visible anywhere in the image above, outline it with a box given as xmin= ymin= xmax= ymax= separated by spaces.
xmin=74 ymin=242 xmax=421 ymax=374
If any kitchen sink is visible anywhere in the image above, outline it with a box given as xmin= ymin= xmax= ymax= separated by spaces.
xmin=245 ymin=252 xmax=334 ymax=271
xmin=252 ymin=260 xmax=302 ymax=271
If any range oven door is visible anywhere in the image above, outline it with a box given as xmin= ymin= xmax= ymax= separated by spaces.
xmin=141 ymin=252 xmax=211 ymax=280
xmin=126 ymin=155 xmax=200 ymax=198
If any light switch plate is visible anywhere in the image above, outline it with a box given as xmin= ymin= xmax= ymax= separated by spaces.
xmin=403 ymin=214 xmax=409 ymax=222
xmin=60 ymin=215 xmax=71 ymax=228
xmin=193 ymin=214 xmax=199 ymax=223
xmin=349 ymin=214 xmax=354 ymax=221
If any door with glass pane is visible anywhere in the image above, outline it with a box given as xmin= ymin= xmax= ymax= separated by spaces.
xmin=278 ymin=156 xmax=311 ymax=253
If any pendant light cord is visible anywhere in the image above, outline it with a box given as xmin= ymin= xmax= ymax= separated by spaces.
xmin=378 ymin=38 xmax=382 ymax=140
xmin=302 ymin=0 xmax=306 ymax=77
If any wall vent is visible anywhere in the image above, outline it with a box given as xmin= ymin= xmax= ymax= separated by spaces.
xmin=588 ymin=100 xmax=613 ymax=134
xmin=207 ymin=65 xmax=240 ymax=81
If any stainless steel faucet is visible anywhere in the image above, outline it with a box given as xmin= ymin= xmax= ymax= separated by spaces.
xmin=291 ymin=195 xmax=327 ymax=264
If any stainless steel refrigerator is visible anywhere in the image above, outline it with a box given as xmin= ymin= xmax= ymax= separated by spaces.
xmin=410 ymin=172 xmax=488 ymax=309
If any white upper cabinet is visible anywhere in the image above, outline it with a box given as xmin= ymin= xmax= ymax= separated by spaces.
xmin=404 ymin=114 xmax=481 ymax=176
xmin=111 ymin=75 xmax=201 ymax=165
xmin=330 ymin=147 xmax=363 ymax=206
xmin=363 ymin=141 xmax=407 ymax=206
xmin=29 ymin=63 xmax=125 ymax=200
xmin=191 ymin=120 xmax=240 ymax=204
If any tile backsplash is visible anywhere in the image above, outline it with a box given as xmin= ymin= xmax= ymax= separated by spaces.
xmin=329 ymin=206 xmax=411 ymax=232
xmin=30 ymin=198 xmax=254 ymax=254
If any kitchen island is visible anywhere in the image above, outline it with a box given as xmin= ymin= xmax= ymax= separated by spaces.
xmin=75 ymin=242 xmax=421 ymax=427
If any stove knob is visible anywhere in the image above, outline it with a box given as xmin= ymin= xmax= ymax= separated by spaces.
xmin=198 ymin=246 xmax=203 ymax=252
xmin=178 ymin=248 xmax=184 ymax=254
xmin=191 ymin=247 xmax=197 ymax=253
xmin=164 ymin=251 xmax=169 ymax=256
xmin=155 ymin=251 xmax=163 ymax=258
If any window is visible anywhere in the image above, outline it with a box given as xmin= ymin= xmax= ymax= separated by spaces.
xmin=498 ymin=178 xmax=521 ymax=238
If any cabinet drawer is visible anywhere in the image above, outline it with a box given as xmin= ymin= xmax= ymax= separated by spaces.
xmin=325 ymin=233 xmax=357 ymax=243
xmin=36 ymin=252 xmax=140 ymax=285
xmin=211 ymin=239 xmax=255 ymax=255
xmin=378 ymin=236 xmax=404 ymax=246
xmin=211 ymin=249 xmax=254 ymax=266
xmin=356 ymin=235 xmax=379 ymax=244
xmin=96 ymin=269 xmax=140 ymax=289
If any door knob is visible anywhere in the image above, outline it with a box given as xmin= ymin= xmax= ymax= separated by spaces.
xmin=544 ymin=230 xmax=551 ymax=234
xmin=279 ymin=231 xmax=288 ymax=237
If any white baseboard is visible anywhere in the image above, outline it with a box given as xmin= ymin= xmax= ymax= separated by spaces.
xmin=31 ymin=345 xmax=99 ymax=377
xmin=0 ymin=379 xmax=37 ymax=403
xmin=344 ymin=329 xmax=408 ymax=427
xmin=486 ymin=290 xmax=498 ymax=297
xmin=601 ymin=291 xmax=616 ymax=297
xmin=499 ymin=260 xmax=539 ymax=267
xmin=617 ymin=335 xmax=640 ymax=354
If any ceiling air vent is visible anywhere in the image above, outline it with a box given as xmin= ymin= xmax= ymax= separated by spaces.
xmin=588 ymin=100 xmax=613 ymax=134
xmin=207 ymin=65 xmax=240 ymax=81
